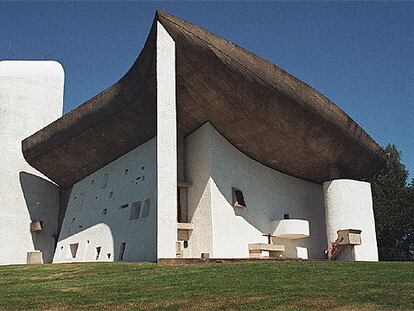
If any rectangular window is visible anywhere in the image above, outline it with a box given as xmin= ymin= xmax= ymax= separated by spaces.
xmin=30 ymin=220 xmax=43 ymax=232
xmin=69 ymin=243 xmax=79 ymax=258
xmin=118 ymin=242 xmax=126 ymax=261
xmin=120 ymin=204 xmax=129 ymax=209
xmin=284 ymin=213 xmax=290 ymax=219
xmin=129 ymin=201 xmax=141 ymax=219
xmin=232 ymin=188 xmax=246 ymax=208
xmin=142 ymin=199 xmax=150 ymax=217
xmin=95 ymin=247 xmax=101 ymax=260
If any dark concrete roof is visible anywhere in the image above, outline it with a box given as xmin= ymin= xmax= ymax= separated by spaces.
xmin=22 ymin=11 xmax=386 ymax=189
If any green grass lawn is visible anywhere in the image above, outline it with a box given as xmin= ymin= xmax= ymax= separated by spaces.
xmin=0 ymin=261 xmax=413 ymax=311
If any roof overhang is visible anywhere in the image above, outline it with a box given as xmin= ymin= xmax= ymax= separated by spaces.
xmin=22 ymin=11 xmax=386 ymax=189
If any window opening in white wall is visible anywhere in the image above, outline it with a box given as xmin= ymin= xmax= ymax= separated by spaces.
xmin=95 ymin=247 xmax=101 ymax=260
xmin=232 ymin=188 xmax=246 ymax=208
xmin=118 ymin=242 xmax=126 ymax=261
xmin=109 ymin=191 xmax=114 ymax=199
xmin=120 ymin=204 xmax=129 ymax=209
xmin=142 ymin=199 xmax=150 ymax=217
xmin=101 ymin=173 xmax=109 ymax=189
xmin=102 ymin=208 xmax=108 ymax=215
xmin=124 ymin=169 xmax=129 ymax=175
xmin=69 ymin=243 xmax=79 ymax=258
xmin=284 ymin=214 xmax=290 ymax=219
xmin=129 ymin=201 xmax=141 ymax=220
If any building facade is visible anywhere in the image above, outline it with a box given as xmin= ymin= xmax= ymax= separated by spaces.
xmin=0 ymin=12 xmax=385 ymax=265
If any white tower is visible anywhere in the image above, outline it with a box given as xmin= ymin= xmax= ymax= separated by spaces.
xmin=324 ymin=179 xmax=379 ymax=261
xmin=0 ymin=61 xmax=64 ymax=265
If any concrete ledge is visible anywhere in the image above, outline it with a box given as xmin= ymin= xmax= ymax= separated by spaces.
xmin=270 ymin=219 xmax=310 ymax=239
xmin=248 ymin=243 xmax=285 ymax=252
xmin=177 ymin=223 xmax=194 ymax=231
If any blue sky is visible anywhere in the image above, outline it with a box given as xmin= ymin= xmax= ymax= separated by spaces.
xmin=1 ymin=1 xmax=413 ymax=181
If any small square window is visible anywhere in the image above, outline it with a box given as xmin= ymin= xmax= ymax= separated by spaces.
xmin=284 ymin=214 xmax=290 ymax=219
xmin=232 ymin=188 xmax=246 ymax=208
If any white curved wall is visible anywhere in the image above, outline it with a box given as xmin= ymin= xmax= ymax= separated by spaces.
xmin=0 ymin=61 xmax=64 ymax=265
xmin=324 ymin=179 xmax=378 ymax=261
xmin=53 ymin=138 xmax=157 ymax=263
xmin=185 ymin=123 xmax=327 ymax=259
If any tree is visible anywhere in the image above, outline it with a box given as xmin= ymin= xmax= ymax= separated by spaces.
xmin=370 ymin=144 xmax=414 ymax=260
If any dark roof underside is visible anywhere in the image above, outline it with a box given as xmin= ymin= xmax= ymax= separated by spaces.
xmin=22 ymin=11 xmax=386 ymax=189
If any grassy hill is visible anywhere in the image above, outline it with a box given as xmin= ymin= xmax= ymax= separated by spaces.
xmin=0 ymin=261 xmax=413 ymax=310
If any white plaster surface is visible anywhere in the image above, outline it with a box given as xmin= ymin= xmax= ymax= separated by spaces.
xmin=53 ymin=138 xmax=157 ymax=263
xmin=156 ymin=21 xmax=177 ymax=259
xmin=0 ymin=61 xmax=63 ymax=265
xmin=185 ymin=123 xmax=327 ymax=259
xmin=184 ymin=124 xmax=214 ymax=258
xmin=324 ymin=179 xmax=378 ymax=261
xmin=270 ymin=219 xmax=310 ymax=239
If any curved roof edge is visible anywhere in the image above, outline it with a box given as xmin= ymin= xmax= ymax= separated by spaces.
xmin=22 ymin=11 xmax=386 ymax=189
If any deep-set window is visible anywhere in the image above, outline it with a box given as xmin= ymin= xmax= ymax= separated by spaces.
xmin=142 ymin=199 xmax=151 ymax=217
xmin=232 ymin=188 xmax=246 ymax=208
xmin=118 ymin=242 xmax=126 ymax=261
xmin=95 ymin=247 xmax=101 ymax=260
xmin=129 ymin=202 xmax=141 ymax=220
xmin=69 ymin=243 xmax=79 ymax=258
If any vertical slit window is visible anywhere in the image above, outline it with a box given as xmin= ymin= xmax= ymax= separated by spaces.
xmin=142 ymin=199 xmax=150 ymax=217
xmin=118 ymin=242 xmax=126 ymax=261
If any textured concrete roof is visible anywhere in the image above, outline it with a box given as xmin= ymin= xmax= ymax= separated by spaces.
xmin=22 ymin=11 xmax=386 ymax=189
